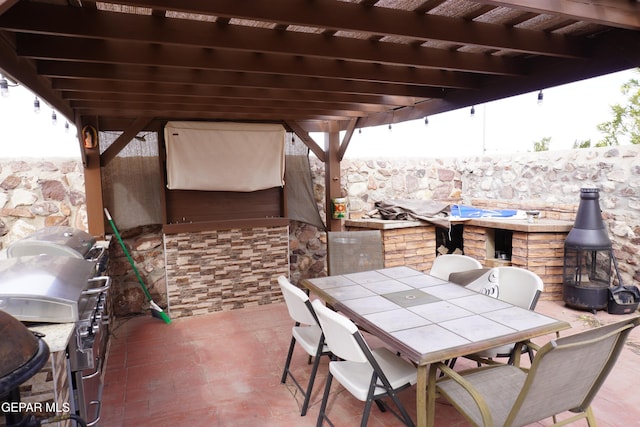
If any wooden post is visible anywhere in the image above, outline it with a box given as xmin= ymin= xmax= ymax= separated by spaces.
xmin=325 ymin=121 xmax=342 ymax=231
xmin=79 ymin=118 xmax=105 ymax=237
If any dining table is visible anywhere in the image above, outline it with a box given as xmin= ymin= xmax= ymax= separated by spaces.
xmin=300 ymin=266 xmax=571 ymax=427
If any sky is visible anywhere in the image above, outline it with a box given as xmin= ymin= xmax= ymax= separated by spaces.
xmin=0 ymin=67 xmax=637 ymax=158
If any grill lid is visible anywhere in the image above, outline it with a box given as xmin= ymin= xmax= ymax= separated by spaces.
xmin=6 ymin=226 xmax=96 ymax=259
xmin=0 ymin=255 xmax=98 ymax=323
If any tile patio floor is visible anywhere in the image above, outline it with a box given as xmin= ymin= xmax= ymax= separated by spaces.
xmin=100 ymin=298 xmax=640 ymax=427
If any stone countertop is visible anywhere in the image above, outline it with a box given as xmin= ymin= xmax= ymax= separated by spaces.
xmin=27 ymin=322 xmax=75 ymax=353
xmin=346 ymin=217 xmax=574 ymax=233
xmin=345 ymin=218 xmax=432 ymax=230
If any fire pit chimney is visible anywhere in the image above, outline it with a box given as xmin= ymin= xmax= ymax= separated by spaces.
xmin=563 ymin=188 xmax=613 ymax=313
xmin=564 ymin=188 xmax=611 ymax=249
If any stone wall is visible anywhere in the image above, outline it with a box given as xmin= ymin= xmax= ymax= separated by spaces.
xmin=4 ymin=145 xmax=640 ymax=314
xmin=295 ymin=146 xmax=640 ymax=292
xmin=0 ymin=158 xmax=86 ymax=250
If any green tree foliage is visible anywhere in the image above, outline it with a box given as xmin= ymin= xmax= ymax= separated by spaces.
xmin=597 ymin=69 xmax=640 ymax=146
xmin=572 ymin=139 xmax=591 ymax=149
xmin=533 ymin=136 xmax=551 ymax=151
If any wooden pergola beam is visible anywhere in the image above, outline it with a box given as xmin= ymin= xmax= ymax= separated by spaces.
xmin=100 ymin=116 xmax=153 ymax=167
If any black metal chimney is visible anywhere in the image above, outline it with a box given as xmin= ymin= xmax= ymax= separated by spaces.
xmin=565 ymin=188 xmax=611 ymax=249
xmin=563 ymin=188 xmax=613 ymax=312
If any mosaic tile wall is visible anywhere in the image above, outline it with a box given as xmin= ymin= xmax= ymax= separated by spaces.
xmin=164 ymin=226 xmax=289 ymax=318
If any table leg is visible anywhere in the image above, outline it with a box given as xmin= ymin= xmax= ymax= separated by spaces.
xmin=416 ymin=364 xmax=428 ymax=427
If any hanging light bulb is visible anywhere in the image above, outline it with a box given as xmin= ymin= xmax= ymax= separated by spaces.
xmin=388 ymin=123 xmax=392 ymax=132
xmin=537 ymin=90 xmax=544 ymax=104
xmin=424 ymin=116 xmax=429 ymax=125
xmin=51 ymin=110 xmax=57 ymax=126
xmin=358 ymin=128 xmax=362 ymax=134
xmin=65 ymin=121 xmax=70 ymax=132
xmin=470 ymin=106 xmax=476 ymax=117
xmin=33 ymin=97 xmax=40 ymax=113
xmin=0 ymin=77 xmax=8 ymax=97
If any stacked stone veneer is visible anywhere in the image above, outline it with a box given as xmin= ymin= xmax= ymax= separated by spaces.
xmin=164 ymin=226 xmax=289 ymax=318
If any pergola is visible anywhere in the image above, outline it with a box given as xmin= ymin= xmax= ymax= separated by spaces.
xmin=1 ymin=0 xmax=639 ymax=233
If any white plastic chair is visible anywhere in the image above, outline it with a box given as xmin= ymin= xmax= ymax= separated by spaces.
xmin=465 ymin=266 xmax=544 ymax=364
xmin=278 ymin=276 xmax=332 ymax=416
xmin=429 ymin=254 xmax=482 ymax=281
xmin=312 ymin=299 xmax=417 ymax=427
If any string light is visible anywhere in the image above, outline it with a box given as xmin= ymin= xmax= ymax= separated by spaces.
xmin=537 ymin=90 xmax=544 ymax=104
xmin=0 ymin=77 xmax=8 ymax=97
xmin=65 ymin=121 xmax=70 ymax=132
xmin=424 ymin=116 xmax=429 ymax=125
xmin=470 ymin=106 xmax=476 ymax=117
xmin=51 ymin=110 xmax=57 ymax=126
xmin=33 ymin=97 xmax=40 ymax=113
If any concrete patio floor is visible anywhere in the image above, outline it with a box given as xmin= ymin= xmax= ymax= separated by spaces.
xmin=100 ymin=298 xmax=640 ymax=426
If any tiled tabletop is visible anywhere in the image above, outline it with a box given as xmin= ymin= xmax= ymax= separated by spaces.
xmin=302 ymin=266 xmax=570 ymax=366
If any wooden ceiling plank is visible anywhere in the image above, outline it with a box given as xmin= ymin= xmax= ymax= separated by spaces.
xmin=39 ymin=61 xmax=444 ymax=99
xmin=57 ymin=81 xmax=410 ymax=111
xmin=16 ymin=34 xmax=480 ymax=89
xmin=0 ymin=29 xmax=73 ymax=121
xmin=100 ymin=116 xmax=153 ymax=167
xmin=473 ymin=0 xmax=640 ymax=31
xmin=67 ymin=93 xmax=393 ymax=113
xmin=284 ymin=120 xmax=325 ymax=162
xmin=94 ymin=0 xmax=587 ymax=57
xmin=0 ymin=2 xmax=523 ymax=76
xmin=70 ymin=97 xmax=386 ymax=115
xmin=0 ymin=0 xmax=19 ymax=16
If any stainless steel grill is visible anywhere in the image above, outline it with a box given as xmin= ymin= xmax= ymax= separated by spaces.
xmin=1 ymin=226 xmax=111 ymax=426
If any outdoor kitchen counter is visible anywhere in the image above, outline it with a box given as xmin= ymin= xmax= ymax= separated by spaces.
xmin=345 ymin=217 xmax=574 ymax=232
xmin=27 ymin=322 xmax=75 ymax=353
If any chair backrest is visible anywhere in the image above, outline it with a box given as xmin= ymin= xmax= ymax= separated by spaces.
xmin=495 ymin=266 xmax=543 ymax=310
xmin=278 ymin=275 xmax=318 ymax=326
xmin=506 ymin=315 xmax=640 ymax=427
xmin=312 ymin=299 xmax=370 ymax=363
xmin=326 ymin=230 xmax=384 ymax=275
xmin=429 ymin=254 xmax=482 ymax=281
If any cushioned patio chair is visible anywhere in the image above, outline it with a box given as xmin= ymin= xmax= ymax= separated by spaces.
xmin=312 ymin=299 xmax=417 ymax=427
xmin=278 ymin=275 xmax=332 ymax=416
xmin=427 ymin=315 xmax=640 ymax=427
xmin=429 ymin=254 xmax=482 ymax=281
